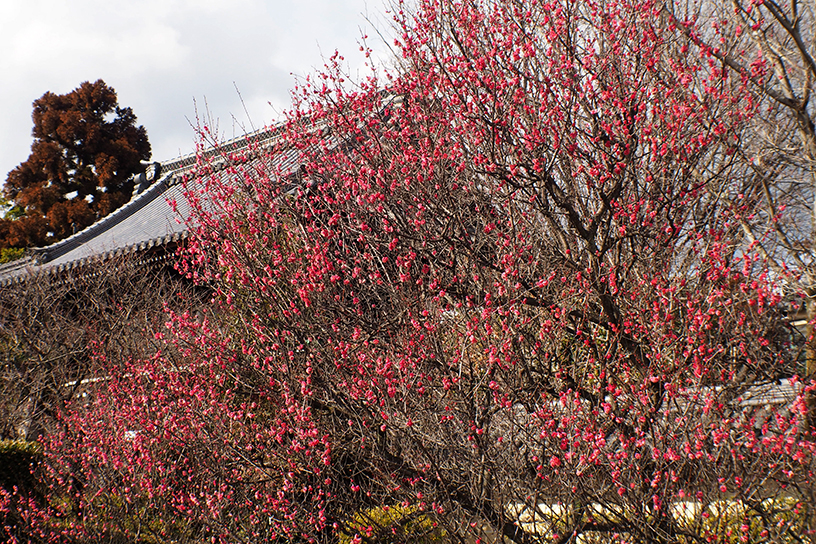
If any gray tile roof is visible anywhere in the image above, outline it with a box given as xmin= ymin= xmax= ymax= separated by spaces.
xmin=0 ymin=93 xmax=402 ymax=285
xmin=0 ymin=125 xmax=294 ymax=285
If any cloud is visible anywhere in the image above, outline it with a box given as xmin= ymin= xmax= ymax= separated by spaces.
xmin=0 ymin=0 xmax=388 ymax=180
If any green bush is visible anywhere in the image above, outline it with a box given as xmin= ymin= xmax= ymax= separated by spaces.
xmin=0 ymin=247 xmax=25 ymax=264
xmin=691 ymin=498 xmax=810 ymax=544
xmin=340 ymin=504 xmax=447 ymax=544
xmin=0 ymin=440 xmax=46 ymax=543
xmin=0 ymin=439 xmax=41 ymax=492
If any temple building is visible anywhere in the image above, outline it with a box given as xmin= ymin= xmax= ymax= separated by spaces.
xmin=0 ymin=126 xmax=292 ymax=285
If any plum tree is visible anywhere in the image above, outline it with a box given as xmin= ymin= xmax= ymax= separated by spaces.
xmin=662 ymin=0 xmax=816 ymax=436
xmin=13 ymin=1 xmax=816 ymax=543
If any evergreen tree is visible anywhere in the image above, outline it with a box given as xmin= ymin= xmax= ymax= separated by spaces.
xmin=1 ymin=80 xmax=150 ymax=248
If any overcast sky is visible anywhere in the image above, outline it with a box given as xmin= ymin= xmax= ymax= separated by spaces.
xmin=0 ymin=0 xmax=391 ymax=185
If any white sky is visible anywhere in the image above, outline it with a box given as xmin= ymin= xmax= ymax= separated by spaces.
xmin=0 ymin=0 xmax=392 ymax=185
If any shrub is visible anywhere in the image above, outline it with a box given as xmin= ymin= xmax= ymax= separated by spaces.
xmin=340 ymin=505 xmax=446 ymax=544
xmin=0 ymin=439 xmax=41 ymax=492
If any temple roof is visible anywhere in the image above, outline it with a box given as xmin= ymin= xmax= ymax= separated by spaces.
xmin=0 ymin=125 xmax=293 ymax=285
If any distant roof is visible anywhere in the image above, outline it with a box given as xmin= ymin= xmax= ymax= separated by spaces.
xmin=0 ymin=125 xmax=299 ymax=285
xmin=0 ymin=94 xmax=406 ymax=285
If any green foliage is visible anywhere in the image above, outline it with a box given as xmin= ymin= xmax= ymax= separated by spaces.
xmin=4 ymin=206 xmax=25 ymax=221
xmin=81 ymin=492 xmax=201 ymax=544
xmin=0 ymin=439 xmax=41 ymax=491
xmin=688 ymin=499 xmax=810 ymax=544
xmin=340 ymin=505 xmax=447 ymax=544
xmin=0 ymin=247 xmax=24 ymax=264
xmin=0 ymin=196 xmax=25 ymax=221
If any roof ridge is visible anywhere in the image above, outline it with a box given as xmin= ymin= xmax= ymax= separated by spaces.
xmin=27 ymin=123 xmax=287 ymax=265
xmin=158 ymin=125 xmax=282 ymax=175
xmin=33 ymin=173 xmax=176 ymax=264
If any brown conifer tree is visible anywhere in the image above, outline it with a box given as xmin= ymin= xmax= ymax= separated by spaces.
xmin=1 ymin=80 xmax=151 ymax=248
